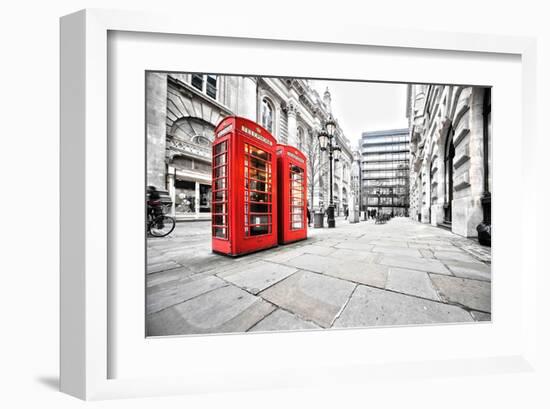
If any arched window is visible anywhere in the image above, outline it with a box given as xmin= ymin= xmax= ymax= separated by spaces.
xmin=261 ymin=98 xmax=274 ymax=134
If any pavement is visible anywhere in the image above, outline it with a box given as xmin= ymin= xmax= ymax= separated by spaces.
xmin=146 ymin=217 xmax=491 ymax=337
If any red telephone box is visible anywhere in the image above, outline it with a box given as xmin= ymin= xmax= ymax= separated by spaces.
xmin=276 ymin=144 xmax=308 ymax=244
xmin=211 ymin=116 xmax=278 ymax=256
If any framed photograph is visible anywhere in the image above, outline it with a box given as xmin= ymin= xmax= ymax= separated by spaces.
xmin=60 ymin=9 xmax=538 ymax=400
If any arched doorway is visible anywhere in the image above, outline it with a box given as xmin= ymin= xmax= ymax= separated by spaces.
xmin=168 ymin=117 xmax=215 ymax=219
xmin=443 ymin=127 xmax=455 ymax=224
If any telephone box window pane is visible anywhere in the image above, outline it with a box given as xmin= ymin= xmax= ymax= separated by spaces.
xmin=215 ymin=166 xmax=226 ymax=178
xmin=250 ymin=192 xmax=269 ymax=203
xmin=213 ymin=227 xmax=227 ymax=238
xmin=214 ymin=191 xmax=226 ymax=201
xmin=247 ymin=180 xmax=269 ymax=192
xmin=250 ymin=156 xmax=267 ymax=171
xmin=249 ymin=168 xmax=267 ymax=181
xmin=213 ymin=215 xmax=227 ymax=225
xmin=250 ymin=215 xmax=271 ymax=225
xmin=250 ymin=225 xmax=269 ymax=236
xmin=250 ymin=203 xmax=270 ymax=213
xmin=214 ymin=178 xmax=226 ymax=190
xmin=214 ymin=153 xmax=226 ymax=166
xmin=214 ymin=141 xmax=226 ymax=155
xmin=249 ymin=146 xmax=269 ymax=160
xmin=213 ymin=203 xmax=227 ymax=214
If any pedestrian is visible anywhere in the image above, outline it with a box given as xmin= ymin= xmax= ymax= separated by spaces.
xmin=344 ymin=207 xmax=349 ymax=220
xmin=306 ymin=206 xmax=311 ymax=227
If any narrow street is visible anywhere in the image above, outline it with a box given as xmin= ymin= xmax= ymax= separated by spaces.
xmin=146 ymin=218 xmax=491 ymax=336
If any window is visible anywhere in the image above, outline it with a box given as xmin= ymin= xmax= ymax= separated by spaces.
xmin=261 ymin=98 xmax=274 ymax=134
xmin=297 ymin=127 xmax=304 ymax=151
xmin=190 ymin=74 xmax=217 ymax=99
xmin=212 ymin=140 xmax=229 ymax=238
xmin=289 ymin=165 xmax=305 ymax=230
xmin=244 ymin=143 xmax=273 ymax=236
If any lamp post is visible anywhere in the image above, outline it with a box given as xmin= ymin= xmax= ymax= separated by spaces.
xmin=318 ymin=115 xmax=341 ymax=228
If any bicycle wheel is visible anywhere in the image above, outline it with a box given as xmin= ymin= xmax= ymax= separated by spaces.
xmin=149 ymin=216 xmax=176 ymax=237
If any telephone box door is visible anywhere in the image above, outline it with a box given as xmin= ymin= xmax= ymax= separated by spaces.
xmin=276 ymin=144 xmax=308 ymax=244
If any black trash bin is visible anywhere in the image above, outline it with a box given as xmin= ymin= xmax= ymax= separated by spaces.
xmin=313 ymin=212 xmax=324 ymax=228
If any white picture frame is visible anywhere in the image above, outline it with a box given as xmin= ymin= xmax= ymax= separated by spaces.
xmin=60 ymin=8 xmax=539 ymax=400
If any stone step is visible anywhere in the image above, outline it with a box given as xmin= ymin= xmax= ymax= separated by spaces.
xmin=439 ymin=221 xmax=452 ymax=230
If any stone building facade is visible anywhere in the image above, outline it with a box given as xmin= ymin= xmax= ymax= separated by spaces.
xmin=146 ymin=73 xmax=353 ymax=220
xmin=407 ymin=84 xmax=492 ymax=238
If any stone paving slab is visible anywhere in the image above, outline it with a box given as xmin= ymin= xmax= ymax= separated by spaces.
xmin=283 ymin=253 xmax=388 ymax=288
xmin=260 ymin=270 xmax=356 ymax=328
xmin=385 ymin=267 xmax=440 ymax=301
xmin=470 ymin=311 xmax=492 ymax=321
xmin=218 ymin=261 xmax=298 ymax=294
xmin=372 ymin=245 xmax=422 ymax=258
xmin=147 ymin=275 xmax=228 ymax=315
xmin=333 ymin=241 xmax=375 ymax=251
xmin=300 ymin=244 xmax=338 ymax=256
xmin=419 ymin=249 xmax=435 ymax=259
xmin=429 ymin=275 xmax=491 ymax=313
xmin=333 ymin=285 xmax=473 ymax=328
xmin=147 ymin=285 xmax=275 ymax=336
xmin=329 ymin=248 xmax=378 ymax=263
xmin=366 ymin=239 xmax=410 ymax=248
xmin=263 ymin=247 xmax=308 ymax=263
xmin=433 ymin=250 xmax=479 ymax=263
xmin=146 ymin=267 xmax=195 ymax=287
xmin=147 ymin=261 xmax=182 ymax=274
xmin=249 ymin=309 xmax=321 ymax=332
xmin=444 ymin=260 xmax=491 ymax=281
xmin=379 ymin=254 xmax=452 ymax=275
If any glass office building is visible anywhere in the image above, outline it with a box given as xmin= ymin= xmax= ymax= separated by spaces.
xmin=360 ymin=128 xmax=410 ymax=217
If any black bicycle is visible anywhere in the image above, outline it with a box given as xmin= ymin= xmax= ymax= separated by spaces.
xmin=147 ymin=201 xmax=176 ymax=237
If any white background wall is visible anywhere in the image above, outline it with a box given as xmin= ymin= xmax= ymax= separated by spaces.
xmin=1 ymin=0 xmax=548 ymax=407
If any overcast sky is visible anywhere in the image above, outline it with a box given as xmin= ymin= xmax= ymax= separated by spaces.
xmin=310 ymin=80 xmax=409 ymax=149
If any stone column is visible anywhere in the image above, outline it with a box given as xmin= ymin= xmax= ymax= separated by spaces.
xmin=146 ymin=73 xmax=167 ymax=189
xmin=349 ymin=194 xmax=359 ymax=223
xmin=287 ymin=102 xmax=297 ymax=147
xmin=166 ymin=170 xmax=176 ymax=217
xmin=421 ymin=160 xmax=430 ymax=223
xmin=433 ymin=150 xmax=446 ymax=225
xmin=239 ymin=76 xmax=258 ymax=122
xmin=464 ymin=87 xmax=486 ymax=236
xmin=195 ymin=182 xmax=200 ymax=219
xmin=469 ymin=88 xmax=486 ymax=197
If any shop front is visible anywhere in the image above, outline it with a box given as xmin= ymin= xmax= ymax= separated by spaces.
xmin=167 ymin=148 xmax=213 ymax=221
xmin=173 ymin=178 xmax=212 ymax=219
